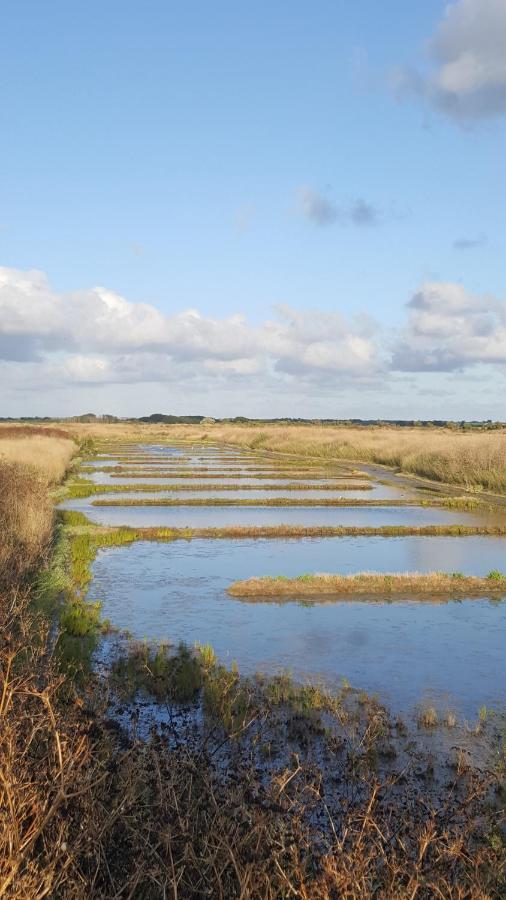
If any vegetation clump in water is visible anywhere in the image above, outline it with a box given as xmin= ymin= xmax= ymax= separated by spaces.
xmin=228 ymin=570 xmax=506 ymax=598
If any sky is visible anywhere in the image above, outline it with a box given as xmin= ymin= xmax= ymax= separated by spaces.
xmin=1 ymin=0 xmax=505 ymax=419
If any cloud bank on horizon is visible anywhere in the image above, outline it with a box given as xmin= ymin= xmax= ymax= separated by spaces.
xmin=1 ymin=267 xmax=504 ymax=411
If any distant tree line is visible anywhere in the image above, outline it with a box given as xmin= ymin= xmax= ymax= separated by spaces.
xmin=1 ymin=414 xmax=503 ymax=429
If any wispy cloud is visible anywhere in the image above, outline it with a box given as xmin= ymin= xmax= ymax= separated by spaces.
xmin=453 ymin=234 xmax=486 ymax=250
xmin=349 ymin=199 xmax=379 ymax=227
xmin=298 ymin=188 xmax=379 ymax=228
xmin=298 ymin=187 xmax=338 ymax=226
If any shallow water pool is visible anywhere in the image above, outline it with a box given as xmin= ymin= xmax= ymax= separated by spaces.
xmin=68 ymin=501 xmax=502 ymax=529
xmin=89 ymin=536 xmax=506 ymax=716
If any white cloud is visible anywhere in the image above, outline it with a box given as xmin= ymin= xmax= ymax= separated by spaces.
xmin=392 ymin=282 xmax=506 ymax=371
xmin=394 ymin=0 xmax=506 ymax=120
xmin=0 ymin=266 xmax=382 ymax=390
xmin=1 ymin=267 xmax=505 ymax=404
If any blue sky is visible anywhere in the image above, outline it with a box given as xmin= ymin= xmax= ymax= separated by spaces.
xmin=1 ymin=1 xmax=505 ymax=417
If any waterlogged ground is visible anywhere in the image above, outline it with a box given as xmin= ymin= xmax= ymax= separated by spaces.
xmin=65 ymin=500 xmax=503 ymax=529
xmin=77 ymin=443 xmax=506 ymax=718
xmin=90 ymin=537 xmax=506 ymax=717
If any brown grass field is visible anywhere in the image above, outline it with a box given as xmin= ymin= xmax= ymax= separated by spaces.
xmin=0 ymin=433 xmax=75 ymax=485
xmin=42 ymin=420 xmax=506 ymax=493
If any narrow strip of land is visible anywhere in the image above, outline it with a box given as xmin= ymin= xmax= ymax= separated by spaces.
xmin=90 ymin=496 xmax=483 ymax=508
xmin=60 ymin=516 xmax=506 ymax=539
xmin=228 ymin=571 xmax=506 ymax=598
xmin=64 ymin=481 xmax=373 ymax=498
xmin=86 ymin=468 xmax=363 ymax=479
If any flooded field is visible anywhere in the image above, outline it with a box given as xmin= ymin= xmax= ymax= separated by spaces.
xmin=92 ymin=537 xmax=506 ymax=716
xmin=76 ymin=443 xmax=506 ymax=718
xmin=66 ymin=500 xmax=503 ymax=529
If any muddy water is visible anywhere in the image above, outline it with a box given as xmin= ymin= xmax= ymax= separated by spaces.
xmin=90 ymin=537 xmax=506 ymax=716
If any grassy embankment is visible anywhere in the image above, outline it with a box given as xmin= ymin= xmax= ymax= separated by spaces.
xmin=88 ymin=468 xmax=366 ymax=478
xmin=64 ymin=480 xmax=373 ymax=498
xmin=59 ymin=510 xmax=506 ymax=539
xmin=90 ymin=495 xmax=485 ymax=508
xmin=113 ymin=423 xmax=506 ymax=493
xmin=228 ymin=571 xmax=506 ymax=599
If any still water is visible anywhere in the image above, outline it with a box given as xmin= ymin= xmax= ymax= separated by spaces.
xmin=66 ymin=500 xmax=501 ymax=528
xmin=90 ymin=536 xmax=506 ymax=716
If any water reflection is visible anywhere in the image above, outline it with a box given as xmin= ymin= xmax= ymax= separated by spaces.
xmin=90 ymin=537 xmax=506 ymax=716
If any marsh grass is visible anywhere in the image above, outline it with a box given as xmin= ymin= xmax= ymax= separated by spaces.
xmin=110 ymin=469 xmax=361 ymax=479
xmin=0 ymin=435 xmax=75 ymax=484
xmin=418 ymin=706 xmax=439 ymax=728
xmin=58 ymin=516 xmax=506 ymax=540
xmin=90 ymin=494 xmax=486 ymax=508
xmin=228 ymin=570 xmax=506 ymax=598
xmin=147 ymin=423 xmax=506 ymax=493
xmin=59 ymin=598 xmax=104 ymax=637
xmin=112 ymin=641 xmax=203 ymax=702
xmin=63 ymin=479 xmax=373 ymax=499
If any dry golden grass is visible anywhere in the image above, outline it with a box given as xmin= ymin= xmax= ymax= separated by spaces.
xmin=169 ymin=424 xmax=506 ymax=493
xmin=0 ymin=431 xmax=75 ymax=585
xmin=0 ymin=436 xmax=75 ymax=485
xmin=0 ymin=465 xmax=54 ymax=587
xmin=61 ymin=421 xmax=506 ymax=493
